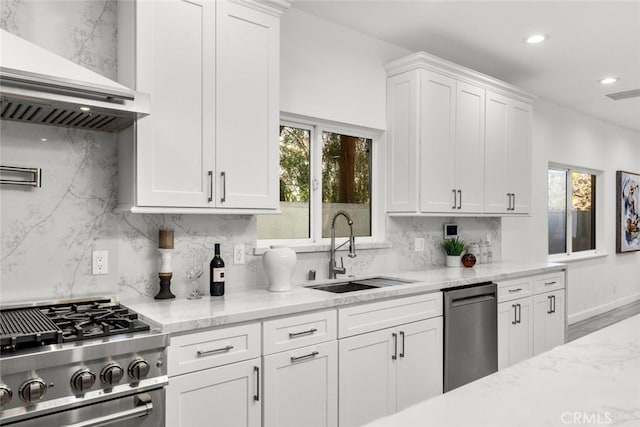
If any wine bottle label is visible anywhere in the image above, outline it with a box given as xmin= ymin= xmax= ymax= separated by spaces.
xmin=213 ymin=268 xmax=225 ymax=282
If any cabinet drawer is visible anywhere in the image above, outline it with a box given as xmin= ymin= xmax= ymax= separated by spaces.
xmin=338 ymin=293 xmax=443 ymax=338
xmin=497 ymin=277 xmax=532 ymax=303
xmin=533 ymin=272 xmax=565 ymax=294
xmin=263 ymin=309 xmax=336 ymax=355
xmin=168 ymin=323 xmax=260 ymax=376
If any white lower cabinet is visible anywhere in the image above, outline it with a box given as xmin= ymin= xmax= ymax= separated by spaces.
xmin=497 ymin=271 xmax=566 ymax=370
xmin=263 ymin=341 xmax=337 ymax=427
xmin=338 ymin=317 xmax=443 ymax=427
xmin=166 ymin=358 xmax=261 ymax=427
xmin=497 ymin=297 xmax=533 ymax=370
xmin=166 ymin=323 xmax=261 ymax=427
xmin=533 ymin=289 xmax=565 ymax=355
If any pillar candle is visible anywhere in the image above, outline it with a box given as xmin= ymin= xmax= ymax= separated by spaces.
xmin=159 ymin=229 xmax=174 ymax=249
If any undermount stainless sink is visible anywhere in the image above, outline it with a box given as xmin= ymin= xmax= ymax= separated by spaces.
xmin=306 ymin=277 xmax=415 ymax=293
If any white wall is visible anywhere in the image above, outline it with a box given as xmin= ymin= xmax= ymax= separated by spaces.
xmin=503 ymin=98 xmax=640 ymax=323
xmin=280 ymin=7 xmax=411 ymax=130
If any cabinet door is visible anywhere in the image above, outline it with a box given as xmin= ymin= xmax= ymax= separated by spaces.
xmin=498 ymin=298 xmax=533 ymax=369
xmin=136 ymin=0 xmax=215 ymax=207
xmin=419 ymin=70 xmax=457 ymax=213
xmin=396 ymin=318 xmax=443 ymax=411
xmin=215 ymin=0 xmax=279 ymax=209
xmin=454 ymin=81 xmax=485 ymax=213
xmin=484 ymin=91 xmax=509 ymax=213
xmin=386 ymin=70 xmax=420 ymax=212
xmin=533 ymin=290 xmax=565 ymax=355
xmin=507 ymin=100 xmax=532 ymax=213
xmin=339 ymin=328 xmax=395 ymax=427
xmin=166 ymin=358 xmax=261 ymax=427
xmin=263 ymin=341 xmax=338 ymax=427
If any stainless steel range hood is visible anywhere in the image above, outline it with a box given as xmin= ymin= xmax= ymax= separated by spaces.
xmin=0 ymin=30 xmax=149 ymax=133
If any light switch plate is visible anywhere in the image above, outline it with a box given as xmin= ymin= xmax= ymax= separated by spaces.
xmin=414 ymin=238 xmax=425 ymax=252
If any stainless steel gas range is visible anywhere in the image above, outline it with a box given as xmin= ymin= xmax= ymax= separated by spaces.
xmin=0 ymin=298 xmax=168 ymax=426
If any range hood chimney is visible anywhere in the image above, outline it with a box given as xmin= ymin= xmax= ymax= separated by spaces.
xmin=0 ymin=29 xmax=149 ymax=133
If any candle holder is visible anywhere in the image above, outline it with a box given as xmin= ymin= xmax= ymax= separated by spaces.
xmin=155 ymin=229 xmax=176 ymax=299
xmin=155 ymin=248 xmax=175 ymax=299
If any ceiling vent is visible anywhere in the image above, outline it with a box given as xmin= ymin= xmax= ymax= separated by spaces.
xmin=605 ymin=89 xmax=640 ymax=101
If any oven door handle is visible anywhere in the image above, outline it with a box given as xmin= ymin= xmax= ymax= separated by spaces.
xmin=65 ymin=393 xmax=153 ymax=427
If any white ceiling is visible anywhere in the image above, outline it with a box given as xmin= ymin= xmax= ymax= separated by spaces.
xmin=293 ymin=0 xmax=640 ymax=134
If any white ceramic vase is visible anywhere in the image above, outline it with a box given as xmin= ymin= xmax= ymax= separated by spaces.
xmin=446 ymin=255 xmax=461 ymax=268
xmin=263 ymin=246 xmax=296 ymax=292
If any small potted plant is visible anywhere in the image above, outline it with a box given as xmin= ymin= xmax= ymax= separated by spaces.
xmin=441 ymin=237 xmax=466 ymax=267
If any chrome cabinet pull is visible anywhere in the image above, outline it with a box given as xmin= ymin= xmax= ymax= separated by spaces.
xmin=512 ymin=193 xmax=516 ymax=211
xmin=551 ymin=295 xmax=556 ymax=313
xmin=207 ymin=170 xmax=213 ymax=202
xmin=392 ymin=333 xmax=398 ymax=360
xmin=517 ymin=303 xmax=522 ymax=324
xmin=547 ymin=295 xmax=553 ymax=314
xmin=511 ymin=304 xmax=517 ymax=325
xmin=451 ymin=189 xmax=457 ymax=209
xmin=253 ymin=366 xmax=260 ymax=402
xmin=544 ymin=281 xmax=557 ymax=286
xmin=220 ymin=171 xmax=226 ymax=203
xmin=457 ymin=190 xmax=462 ymax=209
xmin=290 ymin=351 xmax=319 ymax=362
xmin=399 ymin=331 xmax=405 ymax=358
xmin=508 ymin=288 xmax=523 ymax=293
xmin=288 ymin=328 xmax=318 ymax=338
xmin=197 ymin=345 xmax=234 ymax=356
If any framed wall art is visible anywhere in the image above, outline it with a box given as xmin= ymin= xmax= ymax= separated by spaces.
xmin=616 ymin=170 xmax=640 ymax=253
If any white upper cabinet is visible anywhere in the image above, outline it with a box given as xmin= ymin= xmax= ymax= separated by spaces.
xmin=117 ymin=0 xmax=286 ymax=213
xmin=485 ymin=91 xmax=532 ymax=214
xmin=385 ymin=52 xmax=534 ymax=216
xmin=215 ymin=0 xmax=280 ymax=209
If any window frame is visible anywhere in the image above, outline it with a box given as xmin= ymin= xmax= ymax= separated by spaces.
xmin=257 ymin=113 xmax=384 ymax=249
xmin=548 ymin=163 xmax=604 ymax=262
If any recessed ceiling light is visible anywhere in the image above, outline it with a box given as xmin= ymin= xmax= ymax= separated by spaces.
xmin=79 ymin=106 xmax=91 ymax=111
xmin=599 ymin=77 xmax=619 ymax=85
xmin=524 ymin=34 xmax=549 ymax=44
xmin=40 ymin=138 xmax=48 ymax=142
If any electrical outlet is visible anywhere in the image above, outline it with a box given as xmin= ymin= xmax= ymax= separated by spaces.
xmin=92 ymin=250 xmax=109 ymax=275
xmin=233 ymin=244 xmax=245 ymax=265
xmin=414 ymin=238 xmax=425 ymax=252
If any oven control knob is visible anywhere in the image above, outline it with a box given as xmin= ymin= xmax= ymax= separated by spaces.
xmin=0 ymin=385 xmax=12 ymax=407
xmin=101 ymin=363 xmax=124 ymax=386
xmin=128 ymin=358 xmax=151 ymax=381
xmin=70 ymin=369 xmax=96 ymax=393
xmin=18 ymin=378 xmax=46 ymax=403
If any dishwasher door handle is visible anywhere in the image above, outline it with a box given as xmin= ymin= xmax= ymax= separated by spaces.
xmin=451 ymin=294 xmax=495 ymax=307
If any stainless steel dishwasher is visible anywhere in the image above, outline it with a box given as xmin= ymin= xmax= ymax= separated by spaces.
xmin=443 ymin=282 xmax=498 ymax=392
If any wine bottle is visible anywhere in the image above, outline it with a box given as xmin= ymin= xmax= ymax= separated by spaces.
xmin=210 ymin=243 xmax=225 ymax=296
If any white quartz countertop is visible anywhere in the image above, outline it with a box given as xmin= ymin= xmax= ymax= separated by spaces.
xmin=124 ymin=262 xmax=564 ymax=334
xmin=365 ymin=313 xmax=640 ymax=427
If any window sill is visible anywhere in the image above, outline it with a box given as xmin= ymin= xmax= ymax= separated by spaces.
xmin=548 ymin=250 xmax=608 ymax=263
xmin=254 ymin=241 xmax=392 ymax=256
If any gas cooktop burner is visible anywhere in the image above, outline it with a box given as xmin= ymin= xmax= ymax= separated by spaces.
xmin=0 ymin=299 xmax=150 ymax=353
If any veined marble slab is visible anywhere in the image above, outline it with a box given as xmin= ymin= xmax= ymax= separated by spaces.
xmin=124 ymin=262 xmax=565 ymax=334
xmin=365 ymin=313 xmax=640 ymax=427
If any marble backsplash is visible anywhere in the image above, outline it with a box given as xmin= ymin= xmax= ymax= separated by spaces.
xmin=0 ymin=0 xmax=501 ymax=304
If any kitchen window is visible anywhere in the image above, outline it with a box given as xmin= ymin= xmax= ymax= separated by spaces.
xmin=257 ymin=117 xmax=379 ymax=247
xmin=548 ymin=165 xmax=601 ymax=259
